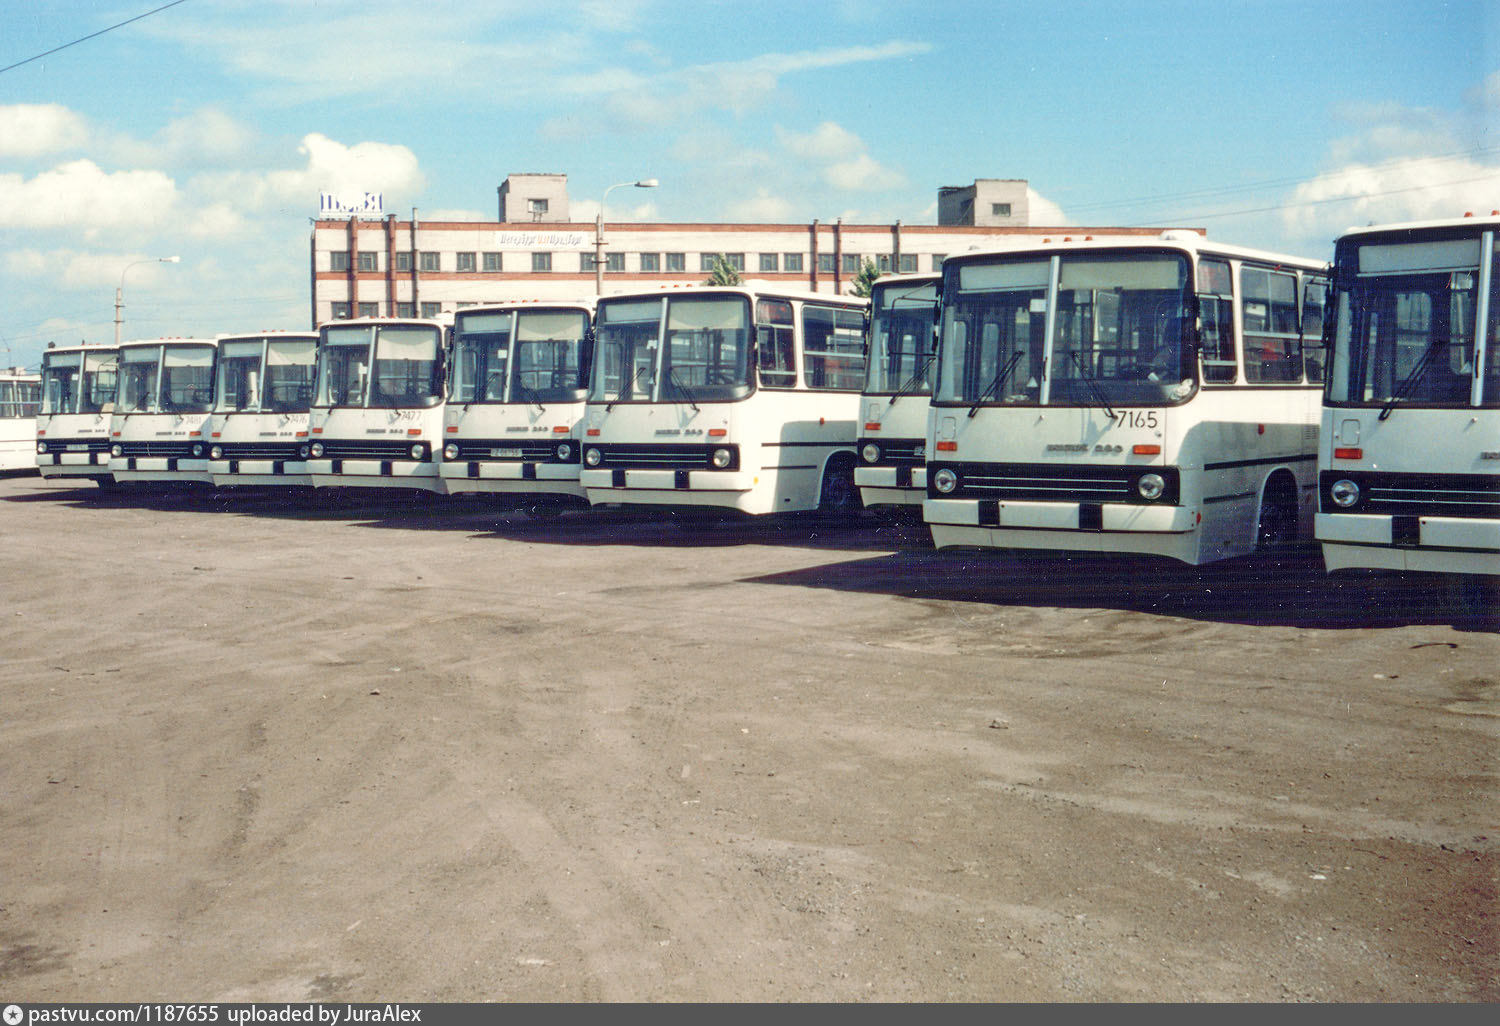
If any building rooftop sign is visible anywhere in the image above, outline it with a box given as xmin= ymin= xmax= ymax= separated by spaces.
xmin=319 ymin=191 xmax=384 ymax=217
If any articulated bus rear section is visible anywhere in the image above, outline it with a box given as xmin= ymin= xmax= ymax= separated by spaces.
xmin=1317 ymin=215 xmax=1499 ymax=585
xmin=924 ymin=233 xmax=1329 ymax=565
xmin=579 ymin=286 xmax=867 ymax=517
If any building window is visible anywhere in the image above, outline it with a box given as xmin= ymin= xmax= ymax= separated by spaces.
xmin=456 ymin=251 xmax=476 ymax=273
xmin=330 ymin=251 xmax=350 ymax=271
xmin=841 ymin=253 xmax=861 ymax=274
xmin=876 ymin=254 xmax=892 ymax=273
xmin=700 ymin=253 xmax=718 ymax=272
xmin=992 ymin=202 xmax=1012 ymax=217
xmin=396 ymin=302 xmax=415 ymax=317
xmin=528 ymin=198 xmax=548 ymax=217
xmin=818 ymin=253 xmax=835 ymax=274
xmin=931 ymin=254 xmax=946 ymax=271
xmin=419 ymin=252 xmax=440 ymax=272
xmin=899 ymin=254 xmax=918 ymax=274
xmin=330 ymin=301 xmax=351 ymax=319
xmin=725 ymin=253 xmax=745 ymax=271
xmin=420 ymin=302 xmax=442 ymax=318
xmin=532 ymin=252 xmax=552 ymax=272
xmin=666 ymin=252 xmax=685 ymax=272
xmin=357 ymin=251 xmax=378 ymax=271
xmin=483 ymin=252 xmax=502 ymax=272
xmin=606 ymin=252 xmax=625 ymax=272
xmin=640 ymin=253 xmax=660 ymax=272
xmin=783 ymin=253 xmax=804 ymax=273
xmin=395 ymin=252 xmax=411 ymax=272
xmin=759 ymin=253 xmax=779 ymax=272
xmin=581 ymin=252 xmax=598 ymax=272
xmin=357 ymin=302 xmax=379 ymax=318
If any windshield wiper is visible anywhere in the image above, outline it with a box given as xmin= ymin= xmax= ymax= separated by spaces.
xmin=666 ymin=366 xmax=699 ymax=412
xmin=606 ymin=363 xmax=639 ymax=412
xmin=889 ymin=351 xmax=936 ymax=405
xmin=1068 ymin=351 xmax=1117 ymax=421
xmin=1378 ymin=341 xmax=1443 ymax=421
xmin=968 ymin=351 xmax=1024 ymax=418
xmin=513 ymin=379 xmax=547 ymax=413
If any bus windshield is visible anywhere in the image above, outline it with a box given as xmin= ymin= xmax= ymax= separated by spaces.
xmin=316 ymin=327 xmax=371 ymax=408
xmin=865 ymin=280 xmax=939 ymax=394
xmin=117 ymin=347 xmax=162 ymax=412
xmin=216 ymin=340 xmax=265 ymax=412
xmin=937 ymin=251 xmax=1195 ymax=408
xmin=264 ymin=339 xmax=316 ymax=412
xmin=512 ymin=309 xmax=590 ymax=403
xmin=82 ymin=351 xmax=117 ymax=414
xmin=41 ymin=352 xmax=80 ymax=415
xmin=661 ymin=296 xmax=752 ymax=402
xmin=372 ymin=325 xmax=443 ymax=407
xmin=160 ymin=346 xmax=215 ymax=413
xmin=593 ymin=298 xmax=660 ymax=403
xmin=449 ymin=313 xmax=511 ymax=404
xmin=1327 ymin=236 xmax=1492 ymax=407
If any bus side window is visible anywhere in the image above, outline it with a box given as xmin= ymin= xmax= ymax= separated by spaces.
xmin=1197 ymin=259 xmax=1236 ymax=383
xmin=757 ymin=324 xmax=795 ymax=387
xmin=1301 ymin=275 xmax=1328 ymax=383
xmin=1243 ymin=266 xmax=1302 ymax=383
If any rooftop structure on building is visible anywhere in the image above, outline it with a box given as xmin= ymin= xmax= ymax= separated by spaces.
xmin=309 ymin=175 xmax=1197 ymax=325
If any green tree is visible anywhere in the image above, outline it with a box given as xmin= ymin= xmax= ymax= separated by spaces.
xmin=703 ymin=254 xmax=743 ymax=286
xmin=849 ymin=257 xmax=883 ymax=298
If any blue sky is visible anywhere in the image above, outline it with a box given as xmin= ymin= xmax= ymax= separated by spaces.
xmin=2 ymin=0 xmax=1497 ymax=368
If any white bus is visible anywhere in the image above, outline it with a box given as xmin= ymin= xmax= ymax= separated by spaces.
xmin=35 ymin=343 xmax=117 ymax=485
xmin=307 ymin=317 xmax=450 ymax=493
xmin=108 ymin=337 xmax=219 ymax=486
xmin=924 ymin=233 xmax=1329 ymax=564
xmin=1317 ymin=214 xmax=1499 ymax=582
xmin=206 ymin=331 xmax=319 ymax=488
xmin=578 ymin=285 xmax=867 ymax=516
xmin=1 ymin=368 xmax=42 ymax=473
xmin=854 ymin=273 xmax=940 ymax=510
xmin=440 ymin=300 xmax=594 ymax=512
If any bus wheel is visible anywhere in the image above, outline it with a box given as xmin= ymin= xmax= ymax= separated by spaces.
xmin=818 ymin=455 xmax=861 ymax=514
xmin=1255 ymin=475 xmax=1298 ymax=554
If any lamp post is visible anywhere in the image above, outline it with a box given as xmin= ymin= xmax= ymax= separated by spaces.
xmin=595 ymin=179 xmax=657 ymax=295
xmin=114 ymin=255 xmax=181 ymax=346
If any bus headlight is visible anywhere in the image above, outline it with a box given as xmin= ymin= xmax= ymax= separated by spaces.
xmin=443 ymin=442 xmax=460 ymax=461
xmin=309 ymin=442 xmax=324 ymax=458
xmin=209 ymin=445 xmax=223 ymax=460
xmin=110 ymin=444 xmax=123 ymax=458
xmin=37 ymin=441 xmax=47 ymax=454
xmin=409 ymin=442 xmax=426 ymax=460
xmin=1330 ymin=479 xmax=1360 ymax=507
xmin=933 ymin=468 xmax=958 ymax=494
xmin=861 ymin=443 xmax=881 ymax=464
xmin=711 ymin=448 xmax=732 ymax=469
xmin=298 ymin=444 xmax=311 ymax=459
xmin=191 ymin=444 xmax=204 ymax=457
xmin=584 ymin=447 xmax=603 ymax=467
xmin=1137 ymin=473 xmax=1166 ymax=501
xmin=555 ymin=442 xmax=573 ymax=461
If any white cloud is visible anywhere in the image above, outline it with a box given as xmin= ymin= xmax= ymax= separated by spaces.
xmin=824 ymin=153 xmax=906 ymax=192
xmin=724 ymin=189 xmax=795 ymax=223
xmin=264 ymin=134 xmax=424 ymax=207
xmin=777 ymin=122 xmax=906 ymax=193
xmin=780 ymin=122 xmax=864 ymax=163
xmin=4 ymin=248 xmax=183 ymax=290
xmin=0 ymin=161 xmax=178 ymax=230
xmin=1283 ymin=155 xmax=1500 ymax=239
xmin=1027 ymin=188 xmax=1069 ymax=226
xmin=0 ymin=104 xmax=89 ymax=158
xmin=108 ymin=109 xmax=259 ymax=168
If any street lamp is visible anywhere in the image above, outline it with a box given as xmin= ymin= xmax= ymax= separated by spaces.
xmin=115 ymin=255 xmax=181 ymax=346
xmin=595 ymin=179 xmax=657 ymax=295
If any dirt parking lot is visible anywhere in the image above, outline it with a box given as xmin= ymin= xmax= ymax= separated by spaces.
xmin=0 ymin=472 xmax=1495 ymax=1002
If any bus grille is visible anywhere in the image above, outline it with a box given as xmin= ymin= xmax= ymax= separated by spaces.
xmin=589 ymin=443 xmax=738 ymax=471
xmin=216 ymin=441 xmax=305 ymax=459
xmin=38 ymin=437 xmax=111 ymax=455
xmin=929 ymin=461 xmax=1179 ymax=505
xmin=449 ymin=439 xmax=573 ymax=463
xmin=858 ymin=436 xmax=925 ymax=464
xmin=1320 ymin=471 xmax=1500 ymax=519
xmin=319 ymin=439 xmax=429 ymax=460
xmin=117 ymin=440 xmax=199 ymax=458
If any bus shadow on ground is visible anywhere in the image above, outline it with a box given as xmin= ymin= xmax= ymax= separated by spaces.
xmin=741 ymin=547 xmax=1499 ymax=632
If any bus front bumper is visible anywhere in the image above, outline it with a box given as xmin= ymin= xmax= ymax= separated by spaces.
xmin=208 ymin=459 xmax=312 ymax=486
xmin=108 ymin=457 xmax=210 ymax=482
xmin=855 ymin=465 xmax=926 ymax=507
xmin=38 ymin=451 xmax=112 ymax=475
xmin=1317 ymin=513 xmax=1500 ymax=574
xmin=307 ymin=458 xmax=444 ymax=492
xmin=440 ymin=461 xmax=583 ymax=495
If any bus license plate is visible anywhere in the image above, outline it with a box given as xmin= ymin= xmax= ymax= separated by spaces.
xmin=490 ymin=447 xmax=523 ymax=458
xmin=65 ymin=443 xmax=89 ymax=451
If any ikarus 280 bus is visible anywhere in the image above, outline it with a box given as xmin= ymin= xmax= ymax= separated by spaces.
xmin=108 ymin=337 xmax=219 ymax=486
xmin=307 ymin=317 xmax=450 ymax=493
xmin=35 ymin=343 xmax=116 ymax=485
xmin=854 ymin=273 xmax=940 ymax=511
xmin=1 ymin=368 xmax=41 ymax=473
xmin=579 ymin=285 xmax=867 ymax=516
xmin=1317 ymin=214 xmax=1499 ymax=584
xmin=924 ymin=233 xmax=1329 ymax=564
xmin=440 ymin=300 xmax=594 ymax=512
xmin=206 ymin=331 xmax=319 ymax=487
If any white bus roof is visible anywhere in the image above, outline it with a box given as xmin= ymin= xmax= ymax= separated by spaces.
xmin=42 ymin=342 xmax=117 ymax=356
xmin=215 ymin=330 xmax=319 ymax=343
xmin=1337 ymin=212 xmax=1500 ymax=240
xmin=943 ymin=231 xmax=1327 ymax=272
xmin=316 ymin=315 xmax=454 ymax=331
xmin=454 ymin=298 xmax=597 ymax=318
xmin=871 ymin=272 xmax=941 ymax=289
xmin=118 ymin=336 xmax=218 ymax=349
xmin=598 ymin=282 xmax=866 ymax=307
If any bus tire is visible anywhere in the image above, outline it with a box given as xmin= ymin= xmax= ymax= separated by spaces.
xmin=818 ymin=454 xmax=861 ymax=514
xmin=1255 ymin=473 xmax=1298 ymax=553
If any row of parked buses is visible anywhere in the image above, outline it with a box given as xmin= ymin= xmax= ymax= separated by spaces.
xmin=28 ymin=214 xmax=1500 ymax=596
